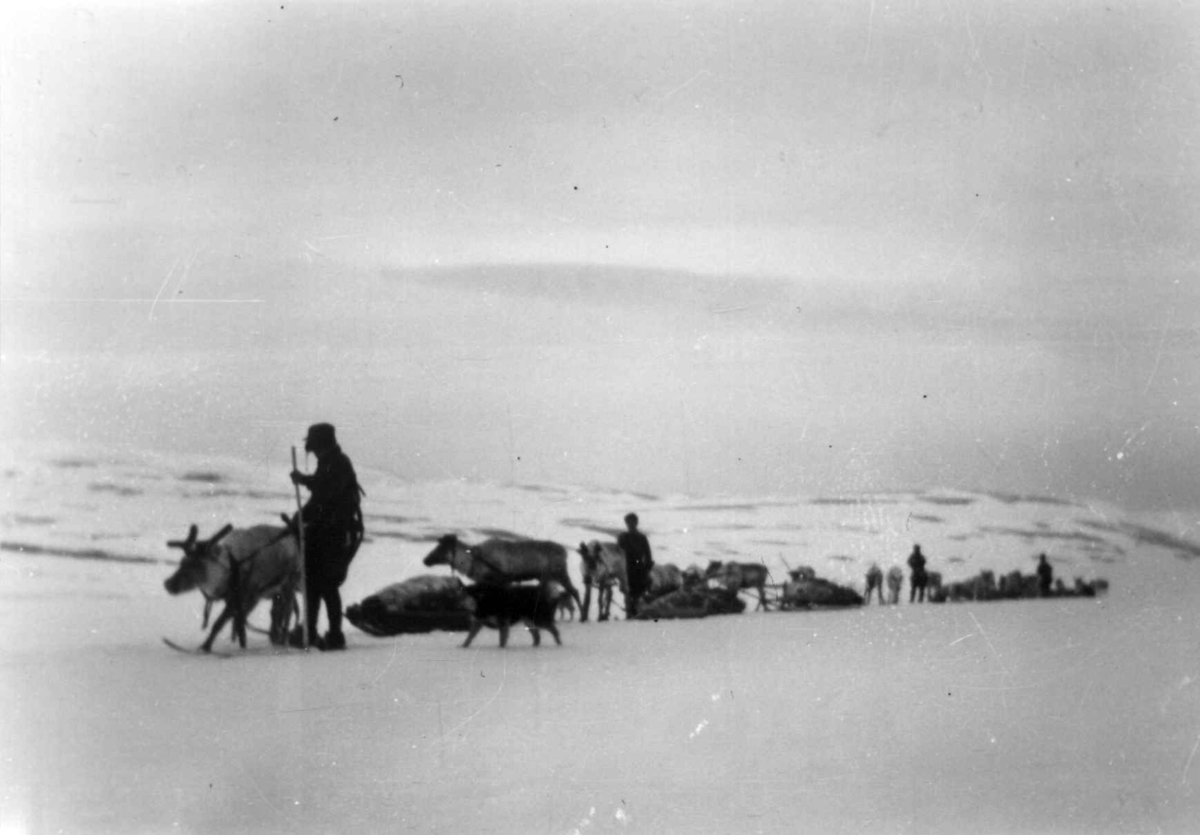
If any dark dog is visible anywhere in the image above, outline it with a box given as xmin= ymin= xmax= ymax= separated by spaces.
xmin=461 ymin=583 xmax=562 ymax=648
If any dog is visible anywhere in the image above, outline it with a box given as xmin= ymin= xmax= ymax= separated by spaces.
xmin=461 ymin=583 xmax=562 ymax=648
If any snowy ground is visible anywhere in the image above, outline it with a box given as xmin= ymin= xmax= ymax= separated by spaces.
xmin=2 ymin=441 xmax=1199 ymax=834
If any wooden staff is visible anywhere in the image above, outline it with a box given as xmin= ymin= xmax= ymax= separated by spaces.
xmin=291 ymin=446 xmax=309 ymax=651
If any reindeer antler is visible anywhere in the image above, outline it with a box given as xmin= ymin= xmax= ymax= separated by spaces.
xmin=280 ymin=513 xmax=301 ymax=536
xmin=167 ymin=524 xmax=200 ymax=550
xmin=208 ymin=524 xmax=234 ymax=547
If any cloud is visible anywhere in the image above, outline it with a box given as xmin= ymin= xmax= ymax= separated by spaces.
xmin=3 ymin=1 xmax=1197 ymax=511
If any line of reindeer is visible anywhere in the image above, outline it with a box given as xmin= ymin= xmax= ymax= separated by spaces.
xmin=863 ymin=563 xmax=1107 ymax=604
xmin=163 ymin=521 xmax=777 ymax=652
xmin=164 ymin=520 xmax=1109 ymax=653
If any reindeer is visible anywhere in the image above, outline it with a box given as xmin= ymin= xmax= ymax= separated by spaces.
xmin=705 ymin=560 xmax=773 ymax=611
xmin=926 ymin=571 xmax=945 ymax=602
xmin=423 ymin=534 xmax=584 ymax=611
xmin=682 ymin=563 xmax=707 ymax=588
xmin=864 ymin=563 xmax=885 ymax=604
xmin=577 ymin=540 xmax=628 ymax=621
xmin=945 ymin=570 xmax=999 ymax=602
xmin=164 ymin=522 xmax=300 ymax=652
xmin=885 ymin=566 xmax=904 ymax=604
xmin=646 ymin=563 xmax=684 ymax=601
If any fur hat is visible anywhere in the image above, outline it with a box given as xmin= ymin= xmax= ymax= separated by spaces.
xmin=304 ymin=423 xmax=337 ymax=451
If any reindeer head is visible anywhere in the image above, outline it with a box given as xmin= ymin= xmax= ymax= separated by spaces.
xmin=576 ymin=540 xmax=600 ymax=566
xmin=164 ymin=523 xmax=234 ymax=596
xmin=681 ymin=564 xmax=705 ymax=588
xmin=422 ymin=534 xmax=460 ymax=568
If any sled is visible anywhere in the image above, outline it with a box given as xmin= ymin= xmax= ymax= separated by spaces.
xmin=346 ymin=575 xmax=474 ymax=636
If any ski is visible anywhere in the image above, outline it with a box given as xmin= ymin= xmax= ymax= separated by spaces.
xmin=162 ymin=637 xmax=234 ymax=657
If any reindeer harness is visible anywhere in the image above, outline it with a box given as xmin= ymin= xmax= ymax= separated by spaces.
xmin=198 ymin=525 xmax=298 ymax=627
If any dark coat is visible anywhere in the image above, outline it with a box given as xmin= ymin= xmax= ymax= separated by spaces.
xmin=907 ymin=548 xmax=927 ymax=581
xmin=618 ymin=530 xmax=654 ymax=590
xmin=297 ymin=444 xmax=362 ymax=525
xmin=296 ymin=444 xmax=363 ymax=584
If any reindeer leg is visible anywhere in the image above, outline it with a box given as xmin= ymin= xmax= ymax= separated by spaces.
xmin=203 ymin=605 xmax=235 ymax=652
xmin=559 ymin=574 xmax=585 ymax=616
xmin=461 ymin=620 xmax=483 ymax=649
xmin=269 ymin=593 xmax=284 ymax=645
xmin=232 ymin=608 xmax=246 ymax=649
xmin=270 ymin=590 xmax=297 ymax=645
xmin=228 ymin=600 xmax=245 ymax=647
xmin=226 ymin=557 xmax=246 ymax=649
xmin=581 ymin=582 xmax=592 ymax=623
xmin=234 ymin=598 xmax=256 ymax=649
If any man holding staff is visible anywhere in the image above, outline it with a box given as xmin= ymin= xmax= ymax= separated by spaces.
xmin=289 ymin=423 xmax=364 ymax=651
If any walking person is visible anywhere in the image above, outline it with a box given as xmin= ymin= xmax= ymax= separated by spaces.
xmin=290 ymin=423 xmax=364 ymax=650
xmin=618 ymin=513 xmax=653 ymax=618
xmin=907 ymin=544 xmax=928 ymax=603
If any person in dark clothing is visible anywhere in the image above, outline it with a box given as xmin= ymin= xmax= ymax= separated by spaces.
xmin=907 ymin=544 xmax=928 ymax=603
xmin=617 ymin=513 xmax=653 ymax=618
xmin=1036 ymin=553 xmax=1053 ymax=597
xmin=289 ymin=423 xmax=364 ymax=650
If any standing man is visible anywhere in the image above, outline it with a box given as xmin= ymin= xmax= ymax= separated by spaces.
xmin=290 ymin=423 xmax=364 ymax=650
xmin=907 ymin=544 xmax=928 ymax=603
xmin=618 ymin=513 xmax=653 ymax=618
xmin=1036 ymin=553 xmax=1053 ymax=597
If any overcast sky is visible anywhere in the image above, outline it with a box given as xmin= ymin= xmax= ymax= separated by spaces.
xmin=2 ymin=0 xmax=1198 ymax=513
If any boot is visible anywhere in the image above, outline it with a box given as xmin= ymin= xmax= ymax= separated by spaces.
xmin=323 ymin=629 xmax=346 ymax=651
xmin=288 ymin=627 xmax=324 ymax=650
